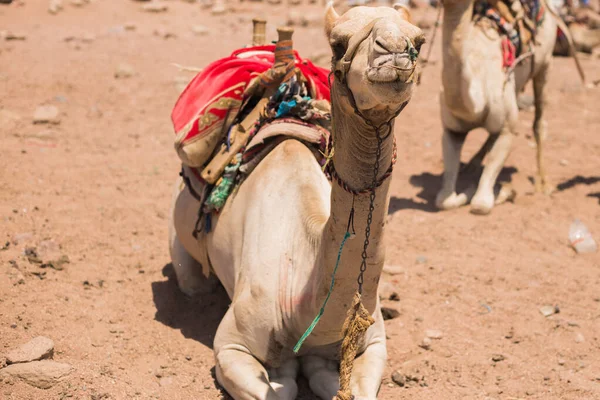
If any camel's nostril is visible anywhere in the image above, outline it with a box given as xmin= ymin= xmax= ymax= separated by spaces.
xmin=374 ymin=38 xmax=391 ymax=54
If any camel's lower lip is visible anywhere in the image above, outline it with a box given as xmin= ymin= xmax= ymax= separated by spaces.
xmin=366 ymin=66 xmax=415 ymax=84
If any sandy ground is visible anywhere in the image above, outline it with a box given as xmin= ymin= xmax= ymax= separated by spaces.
xmin=1 ymin=0 xmax=599 ymax=399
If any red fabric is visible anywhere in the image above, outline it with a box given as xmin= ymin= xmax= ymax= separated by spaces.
xmin=171 ymin=45 xmax=330 ymax=144
xmin=501 ymin=37 xmax=516 ymax=68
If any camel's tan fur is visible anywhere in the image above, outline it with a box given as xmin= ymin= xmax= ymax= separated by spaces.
xmin=169 ymin=4 xmax=423 ymax=399
xmin=435 ymin=0 xmax=558 ymax=214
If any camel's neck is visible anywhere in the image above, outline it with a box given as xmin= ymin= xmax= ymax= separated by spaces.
xmin=441 ymin=0 xmax=477 ymax=114
xmin=307 ymin=85 xmax=395 ymax=343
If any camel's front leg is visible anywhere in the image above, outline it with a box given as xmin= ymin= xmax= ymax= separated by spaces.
xmin=350 ymin=312 xmax=387 ymax=400
xmin=436 ymin=128 xmax=468 ymax=210
xmin=471 ymin=128 xmax=514 ymax=214
xmin=214 ymin=309 xmax=298 ymax=400
xmin=533 ymin=63 xmax=554 ymax=195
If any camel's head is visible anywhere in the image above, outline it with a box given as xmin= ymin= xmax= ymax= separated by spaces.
xmin=325 ymin=3 xmax=424 ymax=118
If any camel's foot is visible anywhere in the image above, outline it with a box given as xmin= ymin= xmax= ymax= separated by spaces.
xmin=534 ymin=179 xmax=555 ymax=196
xmin=435 ymin=191 xmax=468 ymax=210
xmin=470 ymin=190 xmax=494 ymax=215
xmin=301 ymin=356 xmax=340 ymax=400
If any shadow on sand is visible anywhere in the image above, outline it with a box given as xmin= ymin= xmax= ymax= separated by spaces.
xmin=388 ymin=165 xmax=518 ymax=216
xmin=151 ymin=263 xmax=230 ymax=350
xmin=556 ymin=175 xmax=600 ymax=192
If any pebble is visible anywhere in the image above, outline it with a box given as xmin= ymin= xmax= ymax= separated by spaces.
xmin=153 ymin=27 xmax=176 ymax=39
xmin=378 ymin=281 xmax=399 ymax=301
xmin=0 ymin=360 xmax=72 ymax=389
xmin=191 ymin=25 xmax=209 ymax=36
xmin=124 ymin=22 xmax=137 ymax=31
xmin=539 ymin=305 xmax=559 ymax=317
xmin=33 ymin=105 xmax=60 ymax=125
xmin=2 ymin=31 xmax=26 ymax=41
xmin=492 ymin=354 xmax=506 ymax=362
xmin=142 ymin=2 xmax=168 ymax=12
xmin=381 ymin=307 xmax=400 ymax=321
xmin=391 ymin=370 xmax=406 ymax=387
xmin=48 ymin=0 xmax=63 ymax=14
xmin=424 ymin=329 xmax=443 ymax=339
xmin=559 ymin=159 xmax=568 ymax=166
xmin=416 ymin=255 xmax=427 ymax=264
xmin=70 ymin=0 xmax=89 ymax=6
xmin=574 ymin=332 xmax=585 ymax=343
xmin=115 ymin=63 xmax=135 ymax=79
xmin=557 ymin=359 xmax=566 ymax=365
xmin=382 ymin=265 xmax=403 ymax=276
xmin=211 ymin=4 xmax=226 ymax=15
xmin=5 ymin=336 xmax=55 ymax=364
xmin=419 ymin=337 xmax=432 ymax=350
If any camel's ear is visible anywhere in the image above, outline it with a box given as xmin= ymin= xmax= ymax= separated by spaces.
xmin=393 ymin=3 xmax=412 ymax=22
xmin=325 ymin=2 xmax=340 ymax=37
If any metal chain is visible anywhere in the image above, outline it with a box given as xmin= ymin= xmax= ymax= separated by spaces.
xmin=357 ymin=120 xmax=392 ymax=294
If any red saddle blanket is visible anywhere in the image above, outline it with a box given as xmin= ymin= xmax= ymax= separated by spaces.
xmin=171 ymin=45 xmax=331 ymax=166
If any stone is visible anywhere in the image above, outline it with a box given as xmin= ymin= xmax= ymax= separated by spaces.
xmin=153 ymin=27 xmax=176 ymax=39
xmin=381 ymin=307 xmax=400 ymax=321
xmin=539 ymin=305 xmax=559 ymax=317
xmin=191 ymin=25 xmax=209 ymax=36
xmin=416 ymin=255 xmax=427 ymax=264
xmin=142 ymin=2 xmax=167 ymax=12
xmin=378 ymin=281 xmax=399 ymax=301
xmin=425 ymin=329 xmax=443 ymax=339
xmin=391 ymin=370 xmax=406 ymax=387
xmin=211 ymin=4 xmax=226 ymax=15
xmin=6 ymin=336 xmax=55 ymax=364
xmin=3 ymin=31 xmax=26 ymax=41
xmin=419 ymin=337 xmax=432 ymax=350
xmin=48 ymin=0 xmax=63 ymax=14
xmin=115 ymin=63 xmax=135 ymax=79
xmin=382 ymin=265 xmax=403 ymax=275
xmin=575 ymin=332 xmax=585 ymax=343
xmin=124 ymin=22 xmax=137 ymax=31
xmin=492 ymin=354 xmax=505 ymax=362
xmin=0 ymin=360 xmax=72 ymax=389
xmin=33 ymin=105 xmax=60 ymax=125
xmin=70 ymin=0 xmax=88 ymax=6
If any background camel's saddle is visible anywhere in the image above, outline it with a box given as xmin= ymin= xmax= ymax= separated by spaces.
xmin=171 ymin=26 xmax=333 ymax=226
xmin=474 ymin=0 xmax=545 ymax=66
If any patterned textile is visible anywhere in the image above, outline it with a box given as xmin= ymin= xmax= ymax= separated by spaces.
xmin=474 ymin=0 xmax=545 ymax=67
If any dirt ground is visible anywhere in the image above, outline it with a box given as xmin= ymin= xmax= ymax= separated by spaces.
xmin=1 ymin=1 xmax=599 ymax=399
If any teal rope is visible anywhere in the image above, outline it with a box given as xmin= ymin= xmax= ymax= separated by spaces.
xmin=293 ymin=230 xmax=352 ymax=354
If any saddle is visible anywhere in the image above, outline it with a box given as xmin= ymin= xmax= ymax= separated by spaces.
xmin=171 ymin=25 xmax=333 ymax=233
xmin=474 ymin=0 xmax=546 ymax=66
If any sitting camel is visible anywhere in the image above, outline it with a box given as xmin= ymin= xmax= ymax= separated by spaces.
xmin=435 ymin=0 xmax=561 ymax=214
xmin=169 ymin=3 xmax=424 ymax=399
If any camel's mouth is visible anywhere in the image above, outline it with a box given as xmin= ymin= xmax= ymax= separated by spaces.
xmin=366 ymin=55 xmax=417 ymax=84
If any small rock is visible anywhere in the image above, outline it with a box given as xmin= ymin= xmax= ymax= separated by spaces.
xmin=70 ymin=0 xmax=88 ymax=6
xmin=382 ymin=265 xmax=403 ymax=276
xmin=33 ymin=105 xmax=60 ymax=125
xmin=3 ymin=31 xmax=26 ymax=41
xmin=11 ymin=232 xmax=33 ymax=245
xmin=424 ymin=329 xmax=443 ymax=339
xmin=574 ymin=332 xmax=585 ymax=343
xmin=0 ymin=360 xmax=72 ymax=389
xmin=48 ymin=0 xmax=63 ymax=14
xmin=153 ymin=27 xmax=176 ymax=39
xmin=286 ymin=11 xmax=308 ymax=27
xmin=492 ymin=354 xmax=505 ymax=362
xmin=185 ymin=355 xmax=192 ymax=361
xmin=381 ymin=307 xmax=400 ymax=321
xmin=559 ymin=159 xmax=568 ymax=166
xmin=115 ymin=63 xmax=135 ymax=79
xmin=540 ymin=305 xmax=559 ymax=317
xmin=419 ymin=337 xmax=432 ymax=350
xmin=191 ymin=25 xmax=209 ymax=36
xmin=558 ymin=359 xmax=566 ymax=366
xmin=159 ymin=376 xmax=173 ymax=387
xmin=415 ymin=255 xmax=427 ymax=264
xmin=41 ymin=255 xmax=70 ymax=271
xmin=6 ymin=336 xmax=55 ymax=364
xmin=378 ymin=281 xmax=399 ymax=301
xmin=391 ymin=370 xmax=406 ymax=387
xmin=142 ymin=2 xmax=167 ymax=12
xmin=211 ymin=4 xmax=226 ymax=15
xmin=124 ymin=22 xmax=137 ymax=31
xmin=266 ymin=0 xmax=281 ymax=3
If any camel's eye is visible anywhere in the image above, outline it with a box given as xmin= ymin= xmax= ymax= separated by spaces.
xmin=331 ymin=41 xmax=346 ymax=60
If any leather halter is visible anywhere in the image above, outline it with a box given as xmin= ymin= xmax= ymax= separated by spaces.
xmin=333 ymin=18 xmax=382 ymax=85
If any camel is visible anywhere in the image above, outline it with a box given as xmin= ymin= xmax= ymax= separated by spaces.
xmin=435 ymin=0 xmax=562 ymax=214
xmin=168 ymin=3 xmax=424 ymax=399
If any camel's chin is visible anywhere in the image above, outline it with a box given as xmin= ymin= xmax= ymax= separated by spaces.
xmin=366 ymin=80 xmax=414 ymax=107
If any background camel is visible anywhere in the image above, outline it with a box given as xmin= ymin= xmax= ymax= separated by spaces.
xmin=435 ymin=0 xmax=559 ymax=214
xmin=169 ymin=3 xmax=423 ymax=399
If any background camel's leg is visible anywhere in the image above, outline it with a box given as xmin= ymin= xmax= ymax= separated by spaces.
xmin=350 ymin=315 xmax=387 ymax=400
xmin=301 ymin=355 xmax=340 ymax=400
xmin=533 ymin=63 xmax=554 ymax=195
xmin=214 ymin=309 xmax=298 ymax=400
xmin=470 ymin=128 xmax=514 ymax=214
xmin=436 ymin=128 xmax=468 ymax=210
xmin=461 ymin=134 xmax=498 ymax=176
